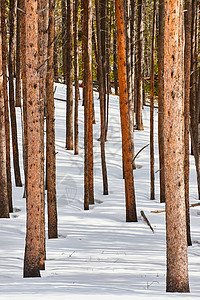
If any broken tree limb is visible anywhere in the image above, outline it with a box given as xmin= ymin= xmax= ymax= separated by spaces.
xmin=140 ymin=210 xmax=154 ymax=233
xmin=151 ymin=202 xmax=200 ymax=213
xmin=132 ymin=144 xmax=150 ymax=164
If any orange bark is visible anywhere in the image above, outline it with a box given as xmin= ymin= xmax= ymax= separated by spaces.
xmin=115 ymin=0 xmax=137 ymax=222
xmin=164 ymin=0 xmax=189 ymax=292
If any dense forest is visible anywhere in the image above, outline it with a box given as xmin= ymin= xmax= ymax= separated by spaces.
xmin=0 ymin=0 xmax=199 ymax=294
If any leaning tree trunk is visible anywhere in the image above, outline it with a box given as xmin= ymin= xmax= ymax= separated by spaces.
xmin=9 ymin=0 xmax=22 ymax=187
xmin=95 ymin=0 xmax=108 ymax=195
xmin=1 ymin=0 xmax=13 ymax=213
xmin=23 ymin=0 xmax=42 ymax=278
xmin=46 ymin=0 xmax=58 ymax=239
xmin=184 ymin=0 xmax=192 ymax=246
xmin=115 ymin=0 xmax=137 ymax=222
xmin=164 ymin=0 xmax=190 ymax=292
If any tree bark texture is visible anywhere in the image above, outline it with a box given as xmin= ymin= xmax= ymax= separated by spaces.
xmin=1 ymin=0 xmax=13 ymax=212
xmin=0 ymin=21 xmax=10 ymax=218
xmin=23 ymin=0 xmax=41 ymax=278
xmin=74 ymin=0 xmax=79 ymax=155
xmin=115 ymin=0 xmax=137 ymax=222
xmin=164 ymin=0 xmax=190 ymax=292
xmin=15 ymin=0 xmax=22 ymax=107
xmin=46 ymin=0 xmax=58 ymax=239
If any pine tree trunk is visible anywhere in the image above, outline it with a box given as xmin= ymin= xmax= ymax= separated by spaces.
xmin=135 ymin=0 xmax=144 ymax=130
xmin=66 ymin=0 xmax=73 ymax=150
xmin=95 ymin=0 xmax=108 ymax=195
xmin=46 ymin=0 xmax=58 ymax=239
xmin=115 ymin=0 xmax=137 ymax=222
xmin=113 ymin=11 xmax=118 ymax=95
xmin=62 ymin=0 xmax=67 ymax=83
xmin=0 ymin=22 xmax=10 ymax=218
xmin=15 ymin=0 xmax=22 ymax=107
xmin=74 ymin=0 xmax=79 ymax=155
xmin=1 ymin=0 xmax=13 ymax=213
xmin=157 ymin=0 xmax=165 ymax=203
xmin=184 ymin=0 xmax=192 ymax=246
xmin=164 ymin=0 xmax=190 ymax=292
xmin=23 ymin=0 xmax=41 ymax=278
xmin=150 ymin=0 xmax=156 ymax=200
xmin=38 ymin=0 xmax=48 ymax=269
xmin=9 ymin=0 xmax=22 ymax=187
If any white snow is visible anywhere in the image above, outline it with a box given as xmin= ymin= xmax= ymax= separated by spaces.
xmin=1 ymin=83 xmax=200 ymax=299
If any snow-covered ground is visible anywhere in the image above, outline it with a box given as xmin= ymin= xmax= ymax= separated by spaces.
xmin=0 ymin=83 xmax=200 ymax=299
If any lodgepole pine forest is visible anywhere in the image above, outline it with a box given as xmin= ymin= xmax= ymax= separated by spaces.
xmin=0 ymin=0 xmax=200 ymax=296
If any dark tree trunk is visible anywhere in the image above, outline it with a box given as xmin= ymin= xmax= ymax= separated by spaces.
xmin=95 ymin=0 xmax=108 ymax=195
xmin=184 ymin=0 xmax=192 ymax=246
xmin=15 ymin=0 xmax=22 ymax=108
xmin=1 ymin=0 xmax=13 ymax=213
xmin=46 ymin=0 xmax=58 ymax=239
xmin=74 ymin=0 xmax=79 ymax=155
xmin=9 ymin=0 xmax=22 ymax=187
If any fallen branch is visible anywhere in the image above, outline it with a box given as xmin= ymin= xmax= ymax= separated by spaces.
xmin=140 ymin=210 xmax=154 ymax=233
xmin=132 ymin=144 xmax=150 ymax=164
xmin=151 ymin=202 xmax=200 ymax=213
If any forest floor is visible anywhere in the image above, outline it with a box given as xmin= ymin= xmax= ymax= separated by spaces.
xmin=1 ymin=83 xmax=200 ymax=299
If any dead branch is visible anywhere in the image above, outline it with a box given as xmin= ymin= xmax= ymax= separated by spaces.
xmin=151 ymin=202 xmax=200 ymax=213
xmin=140 ymin=210 xmax=154 ymax=233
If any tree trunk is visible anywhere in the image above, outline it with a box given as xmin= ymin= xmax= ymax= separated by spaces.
xmin=115 ymin=0 xmax=137 ymax=222
xmin=66 ymin=0 xmax=73 ymax=150
xmin=1 ymin=0 xmax=13 ymax=213
xmin=62 ymin=0 xmax=67 ymax=83
xmin=9 ymin=0 xmax=22 ymax=187
xmin=46 ymin=0 xmax=58 ymax=239
xmin=184 ymin=0 xmax=192 ymax=246
xmin=15 ymin=0 xmax=22 ymax=107
xmin=113 ymin=11 xmax=118 ymax=95
xmin=157 ymin=0 xmax=165 ymax=203
xmin=150 ymin=0 xmax=156 ymax=200
xmin=95 ymin=0 xmax=108 ymax=195
xmin=135 ymin=0 xmax=144 ymax=130
xmin=0 ymin=21 xmax=10 ymax=218
xmin=164 ymin=0 xmax=190 ymax=292
xmin=23 ymin=0 xmax=41 ymax=278
xmin=74 ymin=0 xmax=79 ymax=155
xmin=38 ymin=0 xmax=48 ymax=269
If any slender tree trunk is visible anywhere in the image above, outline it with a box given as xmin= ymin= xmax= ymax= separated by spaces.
xmin=95 ymin=0 xmax=108 ymax=195
xmin=62 ymin=0 xmax=67 ymax=83
xmin=150 ymin=0 xmax=156 ymax=200
xmin=184 ymin=0 xmax=192 ymax=246
xmin=0 ymin=21 xmax=9 ymax=218
xmin=38 ymin=0 xmax=48 ymax=269
xmin=15 ymin=0 xmax=22 ymax=107
xmin=66 ymin=0 xmax=73 ymax=150
xmin=23 ymin=0 xmax=41 ymax=278
xmin=115 ymin=0 xmax=137 ymax=222
xmin=9 ymin=0 xmax=22 ymax=187
xmin=164 ymin=0 xmax=190 ymax=292
xmin=136 ymin=0 xmax=144 ymax=130
xmin=113 ymin=11 xmax=118 ymax=95
xmin=126 ymin=0 xmax=136 ymax=169
xmin=46 ymin=0 xmax=58 ymax=239
xmin=157 ymin=0 xmax=165 ymax=203
xmin=74 ymin=0 xmax=79 ymax=155
xmin=1 ymin=0 xmax=13 ymax=213
xmin=54 ymin=36 xmax=59 ymax=82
